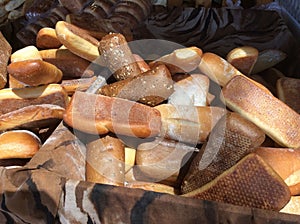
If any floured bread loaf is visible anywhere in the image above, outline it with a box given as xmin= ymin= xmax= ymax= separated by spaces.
xmin=222 ymin=75 xmax=300 ymax=148
xmin=183 ymin=153 xmax=291 ymax=211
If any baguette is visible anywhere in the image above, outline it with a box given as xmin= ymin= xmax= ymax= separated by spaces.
xmin=222 ymin=75 xmax=300 ymax=148
xmin=0 ymin=104 xmax=64 ymax=131
xmin=39 ymin=48 xmax=95 ymax=78
xmin=183 ymin=153 xmax=291 ymax=211
xmin=98 ymin=64 xmax=174 ymax=106
xmin=7 ymin=59 xmax=63 ymax=86
xmin=63 ymin=91 xmax=161 ymax=138
xmin=36 ymin=27 xmax=62 ymax=49
xmin=86 ymin=135 xmax=125 ymax=186
xmin=155 ymin=104 xmax=226 ymax=144
xmin=0 ymin=130 xmax=41 ymax=159
xmin=0 ymin=84 xmax=69 ymax=115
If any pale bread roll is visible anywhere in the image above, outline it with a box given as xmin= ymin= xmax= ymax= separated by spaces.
xmin=155 ymin=104 xmax=226 ymax=144
xmin=222 ymin=75 xmax=300 ymax=148
xmin=10 ymin=45 xmax=42 ymax=62
xmin=280 ymin=196 xmax=300 ymax=215
xmin=254 ymin=147 xmax=300 ymax=195
xmin=86 ymin=135 xmax=125 ymax=186
xmin=125 ymin=147 xmax=136 ymax=173
xmin=0 ymin=130 xmax=41 ymax=159
xmin=168 ymin=74 xmax=209 ymax=106
xmin=226 ymin=46 xmax=258 ymax=75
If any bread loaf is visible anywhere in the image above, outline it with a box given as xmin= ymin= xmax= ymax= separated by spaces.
xmin=10 ymin=45 xmax=42 ymax=62
xmin=0 ymin=84 xmax=69 ymax=115
xmin=63 ymin=91 xmax=161 ymax=138
xmin=0 ymin=130 xmax=41 ymax=159
xmin=222 ymin=75 xmax=300 ymax=148
xmin=98 ymin=64 xmax=174 ymax=106
xmin=36 ymin=27 xmax=62 ymax=49
xmin=183 ymin=153 xmax=291 ymax=211
xmin=7 ymin=59 xmax=63 ymax=86
xmin=0 ymin=32 xmax=11 ymax=89
xmin=254 ymin=147 xmax=300 ymax=195
xmin=55 ymin=21 xmax=100 ymax=63
xmin=155 ymin=104 xmax=226 ymax=144
xmin=98 ymin=33 xmax=141 ymax=80
xmin=86 ymin=135 xmax=125 ymax=186
xmin=181 ymin=112 xmax=266 ymax=194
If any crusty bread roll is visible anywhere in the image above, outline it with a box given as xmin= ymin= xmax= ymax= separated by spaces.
xmin=98 ymin=33 xmax=141 ymax=80
xmin=0 ymin=104 xmax=65 ymax=131
xmin=98 ymin=64 xmax=174 ymax=106
xmin=135 ymin=138 xmax=196 ymax=186
xmin=277 ymin=77 xmax=300 ymax=114
xmin=150 ymin=46 xmax=202 ymax=74
xmin=168 ymin=74 xmax=209 ymax=106
xmin=222 ymin=75 xmax=300 ymax=148
xmin=251 ymin=49 xmax=287 ymax=74
xmin=183 ymin=153 xmax=291 ymax=211
xmin=86 ymin=135 xmax=125 ymax=186
xmin=10 ymin=45 xmax=42 ymax=63
xmin=155 ymin=104 xmax=226 ymax=144
xmin=60 ymin=76 xmax=97 ymax=95
xmin=181 ymin=112 xmax=266 ymax=194
xmin=7 ymin=59 xmax=63 ymax=86
xmin=39 ymin=48 xmax=95 ymax=78
xmin=226 ymin=46 xmax=258 ymax=75
xmin=254 ymin=147 xmax=300 ymax=196
xmin=63 ymin=91 xmax=161 ymax=138
xmin=55 ymin=21 xmax=100 ymax=63
xmin=0 ymin=130 xmax=41 ymax=159
xmin=0 ymin=32 xmax=11 ymax=89
xmin=36 ymin=27 xmax=62 ymax=49
xmin=0 ymin=84 xmax=69 ymax=115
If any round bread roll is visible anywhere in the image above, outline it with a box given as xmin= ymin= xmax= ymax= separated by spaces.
xmin=0 ymin=130 xmax=41 ymax=159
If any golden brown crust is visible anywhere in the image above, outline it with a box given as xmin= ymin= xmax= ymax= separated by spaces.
xmin=0 ymin=104 xmax=65 ymax=131
xmin=36 ymin=27 xmax=62 ymax=49
xmin=63 ymin=91 xmax=162 ymax=138
xmin=7 ymin=59 xmax=63 ymax=86
xmin=55 ymin=21 xmax=100 ymax=62
xmin=0 ymin=130 xmax=41 ymax=159
xmin=222 ymin=75 xmax=300 ymax=148
xmin=0 ymin=32 xmax=11 ymax=89
xmin=183 ymin=153 xmax=291 ymax=211
xmin=39 ymin=48 xmax=95 ymax=78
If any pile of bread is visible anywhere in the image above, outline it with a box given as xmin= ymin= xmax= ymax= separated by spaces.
xmin=1 ymin=17 xmax=300 ymax=216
